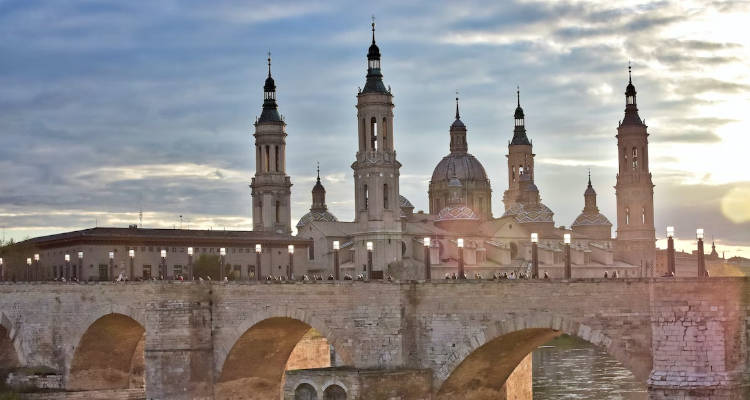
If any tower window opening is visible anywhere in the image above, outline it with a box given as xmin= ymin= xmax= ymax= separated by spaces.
xmin=364 ymin=184 xmax=368 ymax=209
xmin=360 ymin=119 xmax=366 ymax=151
xmin=624 ymin=150 xmax=628 ymax=171
xmin=370 ymin=118 xmax=378 ymax=151
xmin=512 ymin=169 xmax=516 ymax=182
xmin=275 ymin=146 xmax=279 ymax=172
xmin=632 ymin=147 xmax=638 ymax=169
xmin=625 ymin=207 xmax=630 ymax=225
xmin=641 ymin=207 xmax=646 ymax=224
xmin=627 ymin=94 xmax=635 ymax=105
xmin=383 ymin=184 xmax=389 ymax=209
xmin=275 ymin=201 xmax=280 ymax=223
xmin=519 ymin=165 xmax=524 ymax=175
xmin=382 ymin=117 xmax=388 ymax=150
xmin=369 ymin=58 xmax=380 ymax=70
xmin=265 ymin=146 xmax=270 ymax=172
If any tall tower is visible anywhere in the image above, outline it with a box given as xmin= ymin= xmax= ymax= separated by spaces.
xmin=614 ymin=66 xmax=655 ymax=266
xmin=503 ymin=89 xmax=535 ymax=211
xmin=351 ymin=19 xmax=402 ymax=273
xmin=250 ymin=54 xmax=292 ymax=234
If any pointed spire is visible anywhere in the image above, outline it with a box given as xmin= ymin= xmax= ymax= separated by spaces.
xmin=316 ymin=161 xmax=320 ymax=181
xmin=517 ymin=86 xmax=520 ymax=108
xmin=259 ymin=51 xmax=281 ymax=123
xmin=363 ymin=16 xmax=385 ymax=93
xmin=588 ymin=168 xmax=592 ymax=187
xmin=622 ymin=62 xmax=642 ymax=125
xmin=371 ymin=15 xmax=376 ymax=44
xmin=628 ymin=60 xmax=632 ymax=83
xmin=455 ymin=90 xmax=460 ymax=120
xmin=267 ymin=51 xmax=272 ymax=77
xmin=511 ymin=86 xmax=530 ymax=145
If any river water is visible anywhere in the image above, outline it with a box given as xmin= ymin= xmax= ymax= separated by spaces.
xmin=532 ymin=335 xmax=648 ymax=399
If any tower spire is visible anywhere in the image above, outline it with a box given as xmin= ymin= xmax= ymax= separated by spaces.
xmin=455 ymin=90 xmax=460 ymax=120
xmin=588 ymin=168 xmax=592 ymax=186
xmin=316 ymin=161 xmax=320 ymax=181
xmin=267 ymin=51 xmax=272 ymax=77
xmin=371 ymin=15 xmax=376 ymax=44
xmin=628 ymin=60 xmax=632 ymax=84
xmin=517 ymin=86 xmax=520 ymax=107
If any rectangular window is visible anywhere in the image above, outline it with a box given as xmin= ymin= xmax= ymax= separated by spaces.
xmin=143 ymin=265 xmax=152 ymax=280
xmin=308 ymin=245 xmax=315 ymax=260
xmin=383 ymin=184 xmax=389 ymax=209
xmin=265 ymin=146 xmax=270 ymax=172
xmin=275 ymin=146 xmax=279 ymax=172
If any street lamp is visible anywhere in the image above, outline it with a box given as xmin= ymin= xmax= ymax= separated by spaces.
xmin=0 ymin=257 xmax=3 ymax=282
xmin=160 ymin=249 xmax=167 ymax=280
xmin=187 ymin=247 xmax=194 ymax=280
xmin=333 ymin=241 xmax=340 ymax=280
xmin=255 ymin=244 xmax=262 ymax=281
xmin=563 ymin=234 xmax=571 ymax=279
xmin=288 ymin=245 xmax=294 ymax=280
xmin=220 ymin=248 xmax=226 ymax=280
xmin=128 ymin=249 xmax=135 ymax=280
xmin=65 ymin=254 xmax=71 ymax=281
xmin=696 ymin=228 xmax=706 ymax=278
xmin=77 ymin=251 xmax=83 ymax=281
xmin=666 ymin=226 xmax=675 ymax=276
xmin=366 ymin=241 xmax=373 ymax=280
xmin=457 ymin=238 xmax=465 ymax=279
xmin=531 ymin=233 xmax=539 ymax=279
xmin=34 ymin=253 xmax=40 ymax=281
xmin=423 ymin=237 xmax=431 ymax=281
xmin=26 ymin=257 xmax=32 ymax=281
xmin=108 ymin=251 xmax=114 ymax=281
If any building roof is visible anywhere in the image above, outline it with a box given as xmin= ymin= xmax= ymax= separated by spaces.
xmin=297 ymin=210 xmax=339 ymax=229
xmin=19 ymin=227 xmax=310 ymax=248
xmin=431 ymin=153 xmax=489 ymax=184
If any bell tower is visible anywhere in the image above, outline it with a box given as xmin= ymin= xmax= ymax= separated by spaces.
xmin=351 ymin=19 xmax=402 ymax=273
xmin=250 ymin=53 xmax=292 ymax=234
xmin=614 ymin=66 xmax=655 ymax=267
xmin=503 ymin=88 xmax=535 ymax=211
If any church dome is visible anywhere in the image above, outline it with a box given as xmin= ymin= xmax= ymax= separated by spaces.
xmin=436 ymin=205 xmax=479 ymax=222
xmin=296 ymin=210 xmax=338 ymax=229
xmin=431 ymin=153 xmax=488 ymax=184
xmin=571 ymin=212 xmax=611 ymax=227
xmin=502 ymin=202 xmax=554 ymax=224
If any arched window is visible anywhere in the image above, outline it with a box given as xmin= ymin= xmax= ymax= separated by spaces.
xmin=323 ymin=384 xmax=346 ymax=400
xmin=363 ymin=185 xmax=368 ymax=209
xmin=370 ymin=118 xmax=377 ymax=151
xmin=308 ymin=244 xmax=315 ymax=261
xmin=382 ymin=117 xmax=388 ymax=150
xmin=511 ymin=168 xmax=516 ymax=182
xmin=295 ymin=383 xmax=318 ymax=400
xmin=360 ymin=119 xmax=366 ymax=151
xmin=624 ymin=149 xmax=628 ymax=170
xmin=275 ymin=146 xmax=280 ymax=172
xmin=641 ymin=207 xmax=646 ymax=224
xmin=519 ymin=165 xmax=524 ymax=175
xmin=625 ymin=207 xmax=630 ymax=225
xmin=265 ymin=145 xmax=270 ymax=172
xmin=275 ymin=201 xmax=280 ymax=223
xmin=383 ymin=184 xmax=389 ymax=209
xmin=632 ymin=147 xmax=638 ymax=169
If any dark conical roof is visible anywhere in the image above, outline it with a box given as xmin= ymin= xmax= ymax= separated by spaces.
xmin=622 ymin=64 xmax=643 ymax=126
xmin=451 ymin=95 xmax=465 ymax=128
xmin=258 ymin=53 xmax=282 ymax=123
xmin=511 ymin=88 xmax=531 ymax=145
xmin=362 ymin=19 xmax=387 ymax=94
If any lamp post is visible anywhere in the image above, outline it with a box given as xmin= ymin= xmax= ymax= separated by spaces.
xmin=255 ymin=244 xmax=262 ymax=281
xmin=77 ymin=251 xmax=83 ymax=281
xmin=333 ymin=241 xmax=340 ymax=280
xmin=366 ymin=241 xmax=373 ymax=280
xmin=531 ymin=233 xmax=539 ymax=279
xmin=128 ymin=249 xmax=135 ymax=280
xmin=26 ymin=257 xmax=31 ymax=281
xmin=423 ymin=237 xmax=431 ymax=281
xmin=187 ymin=247 xmax=194 ymax=280
xmin=563 ymin=234 xmax=571 ymax=279
xmin=288 ymin=245 xmax=294 ymax=280
xmin=0 ymin=257 xmax=3 ymax=282
xmin=667 ymin=226 xmax=675 ymax=276
xmin=108 ymin=251 xmax=114 ymax=281
xmin=696 ymin=228 xmax=706 ymax=278
xmin=34 ymin=253 xmax=40 ymax=281
xmin=65 ymin=254 xmax=71 ymax=281
xmin=160 ymin=249 xmax=167 ymax=280
xmin=457 ymin=238 xmax=465 ymax=279
xmin=219 ymin=248 xmax=226 ymax=280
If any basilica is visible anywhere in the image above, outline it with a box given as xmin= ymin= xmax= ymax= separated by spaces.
xmin=256 ymin=22 xmax=656 ymax=280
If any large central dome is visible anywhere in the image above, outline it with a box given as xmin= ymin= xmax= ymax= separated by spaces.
xmin=431 ymin=153 xmax=488 ymax=183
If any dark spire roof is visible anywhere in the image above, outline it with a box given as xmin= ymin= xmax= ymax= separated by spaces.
xmin=584 ymin=169 xmax=596 ymax=196
xmin=622 ymin=62 xmax=643 ymax=126
xmin=258 ymin=52 xmax=282 ymax=123
xmin=511 ymin=86 xmax=531 ymax=146
xmin=451 ymin=91 xmax=465 ymax=129
xmin=312 ymin=162 xmax=325 ymax=194
xmin=362 ymin=17 xmax=387 ymax=94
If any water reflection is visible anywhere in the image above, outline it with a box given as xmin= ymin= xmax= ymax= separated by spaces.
xmin=532 ymin=335 xmax=647 ymax=399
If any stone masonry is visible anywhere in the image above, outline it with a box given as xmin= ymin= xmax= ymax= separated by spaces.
xmin=0 ymin=278 xmax=748 ymax=399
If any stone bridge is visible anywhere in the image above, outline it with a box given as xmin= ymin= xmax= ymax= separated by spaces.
xmin=0 ymin=278 xmax=748 ymax=399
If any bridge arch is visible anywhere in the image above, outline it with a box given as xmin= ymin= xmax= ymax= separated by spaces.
xmin=67 ymin=313 xmax=146 ymax=391
xmin=216 ymin=314 xmax=351 ymax=400
xmin=436 ymin=313 xmax=649 ymax=399
xmin=0 ymin=313 xmax=21 ymax=375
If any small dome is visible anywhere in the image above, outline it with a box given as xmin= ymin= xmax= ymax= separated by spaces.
xmin=436 ymin=205 xmax=479 ymax=222
xmin=625 ymin=81 xmax=636 ymax=96
xmin=572 ymin=212 xmax=611 ymax=227
xmin=431 ymin=153 xmax=488 ymax=184
xmin=502 ymin=202 xmax=554 ymax=224
xmin=451 ymin=118 xmax=465 ymax=129
xmin=514 ymin=105 xmax=524 ymax=120
xmin=312 ymin=178 xmax=325 ymax=193
xmin=399 ymin=195 xmax=414 ymax=209
xmin=584 ymin=184 xmax=596 ymax=196
xmin=296 ymin=210 xmax=338 ymax=229
xmin=264 ymin=76 xmax=275 ymax=92
xmin=368 ymin=43 xmax=381 ymax=60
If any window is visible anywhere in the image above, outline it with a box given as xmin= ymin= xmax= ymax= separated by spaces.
xmin=519 ymin=165 xmax=524 ymax=175
xmin=383 ymin=184 xmax=389 ymax=209
xmin=632 ymin=147 xmax=638 ymax=169
xmin=642 ymin=207 xmax=646 ymax=224
xmin=370 ymin=118 xmax=378 ymax=151
xmin=265 ymin=145 xmax=270 ymax=172
xmin=275 ymin=201 xmax=280 ymax=223
xmin=364 ymin=184 xmax=368 ymax=209
xmin=625 ymin=207 xmax=630 ymax=225
xmin=142 ymin=265 xmax=152 ymax=280
xmin=382 ymin=117 xmax=388 ymax=150
xmin=275 ymin=146 xmax=279 ymax=172
xmin=295 ymin=383 xmax=317 ymax=400
xmin=308 ymin=245 xmax=315 ymax=260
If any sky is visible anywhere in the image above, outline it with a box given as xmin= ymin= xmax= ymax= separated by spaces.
xmin=1 ymin=0 xmax=749 ymax=257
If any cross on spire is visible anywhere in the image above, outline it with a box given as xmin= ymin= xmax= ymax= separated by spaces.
xmin=628 ymin=61 xmax=632 ymax=83
xmin=316 ymin=161 xmax=320 ymax=181
xmin=517 ymin=86 xmax=520 ymax=107
xmin=371 ymin=15 xmax=376 ymax=43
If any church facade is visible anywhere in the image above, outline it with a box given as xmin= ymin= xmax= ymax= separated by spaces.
xmin=289 ymin=23 xmax=656 ymax=280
